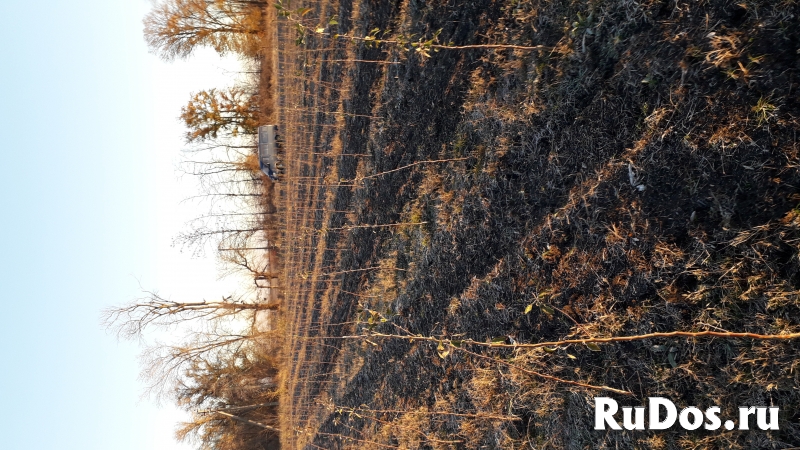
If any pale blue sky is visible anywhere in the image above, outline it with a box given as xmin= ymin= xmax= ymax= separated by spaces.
xmin=0 ymin=1 xmax=242 ymax=448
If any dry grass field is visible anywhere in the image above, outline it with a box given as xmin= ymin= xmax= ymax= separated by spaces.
xmin=265 ymin=0 xmax=800 ymax=448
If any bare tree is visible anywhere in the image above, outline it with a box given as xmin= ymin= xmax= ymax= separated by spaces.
xmin=103 ymin=291 xmax=279 ymax=400
xmin=219 ymin=248 xmax=281 ymax=288
xmin=103 ymin=291 xmax=279 ymax=339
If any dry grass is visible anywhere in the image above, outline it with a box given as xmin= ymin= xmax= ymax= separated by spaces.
xmin=261 ymin=0 xmax=800 ymax=448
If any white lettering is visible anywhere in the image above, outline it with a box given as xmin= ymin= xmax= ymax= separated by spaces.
xmin=739 ymin=406 xmax=756 ymax=430
xmin=756 ymin=407 xmax=779 ymax=430
xmin=704 ymin=406 xmax=721 ymax=430
xmin=594 ymin=397 xmax=622 ymax=430
xmin=622 ymin=407 xmax=645 ymax=430
xmin=649 ymin=397 xmax=677 ymax=430
xmin=591 ymin=398 xmax=778 ymax=431
xmin=679 ymin=407 xmax=704 ymax=430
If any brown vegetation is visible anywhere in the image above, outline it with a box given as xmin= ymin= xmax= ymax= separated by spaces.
xmin=110 ymin=0 xmax=800 ymax=449
xmin=110 ymin=1 xmax=284 ymax=449
xmin=271 ymin=0 xmax=800 ymax=448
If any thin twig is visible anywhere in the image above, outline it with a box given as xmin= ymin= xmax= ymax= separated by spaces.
xmin=350 ymin=407 xmax=520 ymax=421
xmin=323 ymin=222 xmax=427 ymax=231
xmin=214 ymin=411 xmax=280 ymax=433
xmin=353 ymin=330 xmax=800 ymax=350
xmin=354 ymin=158 xmax=469 ymax=181
xmin=431 ymin=43 xmax=549 ymax=51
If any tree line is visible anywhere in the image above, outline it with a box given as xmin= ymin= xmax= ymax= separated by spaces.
xmin=107 ymin=1 xmax=283 ymax=449
xmin=145 ymin=0 xmax=267 ymax=150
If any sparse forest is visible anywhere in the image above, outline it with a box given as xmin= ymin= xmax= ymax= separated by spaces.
xmin=108 ymin=0 xmax=800 ymax=448
xmin=109 ymin=0 xmax=283 ymax=448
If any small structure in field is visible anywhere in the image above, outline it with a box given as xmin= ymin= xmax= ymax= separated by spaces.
xmin=258 ymin=125 xmax=282 ymax=181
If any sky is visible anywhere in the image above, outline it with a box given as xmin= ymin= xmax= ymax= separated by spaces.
xmin=0 ymin=1 xmax=244 ymax=448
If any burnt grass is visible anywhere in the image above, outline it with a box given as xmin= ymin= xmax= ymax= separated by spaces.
xmin=277 ymin=0 xmax=800 ymax=448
